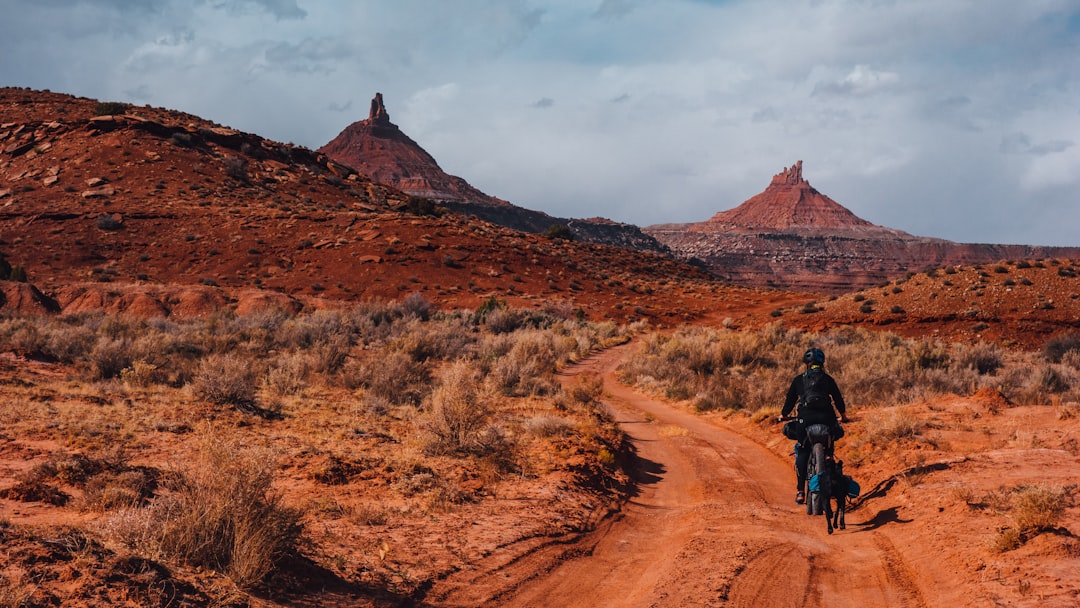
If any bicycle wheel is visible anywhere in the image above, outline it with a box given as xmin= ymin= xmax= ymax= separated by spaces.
xmin=808 ymin=442 xmax=828 ymax=516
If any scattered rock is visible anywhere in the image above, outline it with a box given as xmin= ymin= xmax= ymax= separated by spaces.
xmin=82 ymin=186 xmax=115 ymax=198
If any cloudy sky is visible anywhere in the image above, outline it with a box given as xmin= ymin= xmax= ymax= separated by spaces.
xmin=2 ymin=1 xmax=1078 ymax=245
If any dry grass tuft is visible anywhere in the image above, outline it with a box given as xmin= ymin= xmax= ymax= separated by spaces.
xmin=191 ymin=353 xmax=260 ymax=409
xmin=1013 ymin=484 xmax=1070 ymax=533
xmin=421 ymin=360 xmax=494 ymax=455
xmin=989 ymin=484 xmax=1073 ymax=553
xmin=103 ymin=430 xmax=303 ymax=589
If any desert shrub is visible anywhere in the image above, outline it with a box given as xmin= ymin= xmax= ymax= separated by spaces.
xmin=0 ymin=318 xmax=47 ymax=358
xmin=191 ymin=353 xmax=259 ymax=408
xmin=617 ymin=324 xmax=1036 ymax=413
xmin=544 ymin=224 xmax=573 ymax=241
xmin=309 ymin=334 xmax=350 ymax=375
xmin=421 ymin=360 xmax=493 ymax=455
xmin=695 ymin=374 xmax=746 ymax=411
xmin=488 ymin=330 xmax=559 ymax=396
xmin=170 ymin=132 xmax=194 ymax=147
xmin=90 ymin=337 xmax=133 ymax=380
xmin=472 ymin=295 xmax=506 ymax=325
xmin=524 ymin=415 xmax=575 ymax=437
xmin=910 ymin=339 xmax=950 ymax=370
xmin=402 ymin=292 xmax=434 ymax=321
xmin=262 ymin=352 xmax=311 ymax=398
xmin=223 ymin=156 xmax=249 ymax=182
xmin=43 ymin=322 xmax=97 ymax=363
xmin=1044 ymin=333 xmax=1080 ymax=363
xmin=393 ymin=317 xmax=476 ymax=362
xmin=1034 ymin=364 xmax=1072 ymax=395
xmin=120 ymin=360 xmax=160 ymax=388
xmin=277 ymin=309 xmax=349 ymax=350
xmin=1062 ymin=350 xmax=1080 ymax=371
xmin=953 ymin=342 xmax=1004 ymax=375
xmin=104 ymin=432 xmax=303 ymax=588
xmin=94 ymin=101 xmax=129 ymax=116
xmin=342 ymin=350 xmax=431 ymax=406
xmin=1013 ymin=485 xmax=1070 ymax=533
xmin=568 ymin=372 xmax=604 ymax=407
xmin=990 ymin=527 xmax=1023 ymax=553
xmin=485 ymin=307 xmax=527 ymax=334
xmin=82 ymin=468 xmax=159 ymax=512
xmin=854 ymin=407 xmax=927 ymax=451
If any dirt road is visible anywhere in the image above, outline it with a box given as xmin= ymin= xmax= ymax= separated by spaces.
xmin=427 ymin=343 xmax=930 ymax=607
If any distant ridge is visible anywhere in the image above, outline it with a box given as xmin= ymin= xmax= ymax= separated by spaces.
xmin=647 ymin=161 xmax=1080 ymax=293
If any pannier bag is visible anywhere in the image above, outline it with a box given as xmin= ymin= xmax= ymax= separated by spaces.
xmin=846 ymin=477 xmax=861 ymax=498
xmin=782 ymin=420 xmax=804 ymax=440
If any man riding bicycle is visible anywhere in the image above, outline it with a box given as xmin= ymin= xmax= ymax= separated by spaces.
xmin=781 ymin=347 xmax=849 ymax=504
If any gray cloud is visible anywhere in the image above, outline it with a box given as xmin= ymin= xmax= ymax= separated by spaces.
xmin=262 ymin=38 xmax=353 ymax=74
xmin=1002 ymin=133 xmax=1076 ymax=156
xmin=207 ymin=0 xmax=306 ymax=20
xmin=2 ymin=0 xmax=1078 ymax=246
xmin=593 ymin=0 xmax=638 ymax=19
xmin=751 ymin=106 xmax=778 ymax=123
xmin=1029 ymin=140 xmax=1075 ymax=156
xmin=812 ymin=65 xmax=900 ymax=98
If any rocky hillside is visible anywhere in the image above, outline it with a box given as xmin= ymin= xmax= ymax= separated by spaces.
xmin=319 ymin=93 xmax=669 ymax=254
xmin=647 ymin=161 xmax=1080 ymax=293
xmin=771 ymin=258 xmax=1080 ymax=349
xmin=0 ymin=87 xmax=798 ymax=323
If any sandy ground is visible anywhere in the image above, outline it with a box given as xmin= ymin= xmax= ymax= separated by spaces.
xmin=425 ymin=343 xmax=1080 ymax=608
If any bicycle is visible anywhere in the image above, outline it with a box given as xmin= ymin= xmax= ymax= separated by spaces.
xmin=779 ymin=416 xmax=840 ymax=532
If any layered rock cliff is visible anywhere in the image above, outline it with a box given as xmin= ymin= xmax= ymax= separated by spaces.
xmin=647 ymin=162 xmax=1080 ymax=293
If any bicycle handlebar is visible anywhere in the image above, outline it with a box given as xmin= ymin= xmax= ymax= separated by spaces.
xmin=775 ymin=415 xmax=851 ymax=424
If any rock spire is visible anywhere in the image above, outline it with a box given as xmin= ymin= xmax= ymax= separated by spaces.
xmin=368 ymin=92 xmax=390 ymax=124
xmin=772 ymin=160 xmax=804 ymax=186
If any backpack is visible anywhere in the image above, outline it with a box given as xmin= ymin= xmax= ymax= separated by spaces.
xmin=800 ymin=367 xmax=832 ymax=414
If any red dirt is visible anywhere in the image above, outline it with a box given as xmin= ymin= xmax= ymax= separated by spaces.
xmin=425 ymin=344 xmax=1080 ymax=607
xmin=3 ymin=87 xmax=1080 ymax=606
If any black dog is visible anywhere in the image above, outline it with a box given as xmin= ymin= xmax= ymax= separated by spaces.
xmin=824 ymin=460 xmax=848 ymax=534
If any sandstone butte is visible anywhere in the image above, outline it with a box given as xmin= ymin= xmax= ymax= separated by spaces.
xmin=319 ymin=93 xmax=669 ymax=254
xmin=646 ymin=161 xmax=1080 ymax=293
xmin=318 ymin=92 xmax=505 ymax=207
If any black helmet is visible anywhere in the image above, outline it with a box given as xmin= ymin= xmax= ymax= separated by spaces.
xmin=803 ymin=347 xmax=825 ymax=365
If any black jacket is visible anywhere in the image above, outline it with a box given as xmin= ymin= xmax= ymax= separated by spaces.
xmin=782 ymin=365 xmax=846 ymax=425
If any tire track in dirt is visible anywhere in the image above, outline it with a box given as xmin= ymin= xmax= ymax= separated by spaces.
xmin=873 ymin=533 xmax=930 ymax=608
xmin=426 ymin=342 xmax=931 ymax=607
xmin=727 ymin=543 xmax=814 ymax=608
